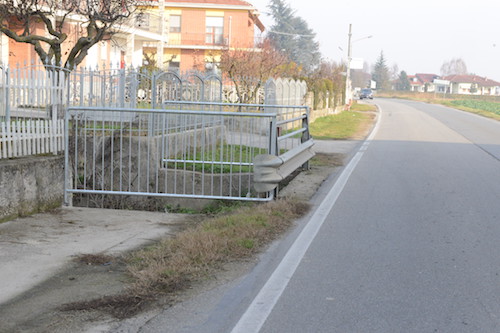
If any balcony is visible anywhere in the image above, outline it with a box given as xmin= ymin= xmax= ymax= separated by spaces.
xmin=134 ymin=13 xmax=167 ymax=36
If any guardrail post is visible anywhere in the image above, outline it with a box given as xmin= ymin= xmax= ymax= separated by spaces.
xmin=301 ymin=107 xmax=311 ymax=170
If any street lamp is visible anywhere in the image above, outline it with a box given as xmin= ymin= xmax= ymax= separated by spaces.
xmin=344 ymin=24 xmax=372 ymax=105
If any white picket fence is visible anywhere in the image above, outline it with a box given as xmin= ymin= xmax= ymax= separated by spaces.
xmin=0 ymin=119 xmax=64 ymax=159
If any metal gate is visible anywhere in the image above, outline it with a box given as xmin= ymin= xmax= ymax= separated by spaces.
xmin=64 ymin=102 xmax=312 ymax=204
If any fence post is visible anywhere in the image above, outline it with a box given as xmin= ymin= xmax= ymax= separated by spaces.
xmin=152 ymin=70 xmax=158 ymax=108
xmin=64 ymin=106 xmax=71 ymax=206
xmin=118 ymin=68 xmax=126 ymax=108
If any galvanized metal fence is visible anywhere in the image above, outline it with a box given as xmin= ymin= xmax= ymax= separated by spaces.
xmin=64 ymin=102 xmax=311 ymax=203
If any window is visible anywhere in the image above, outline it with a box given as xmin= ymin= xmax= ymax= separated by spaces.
xmin=205 ymin=16 xmax=224 ymax=45
xmin=170 ymin=15 xmax=181 ymax=33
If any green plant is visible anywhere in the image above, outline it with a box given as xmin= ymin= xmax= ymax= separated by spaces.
xmin=310 ymin=111 xmax=372 ymax=140
xmin=449 ymin=99 xmax=500 ymax=114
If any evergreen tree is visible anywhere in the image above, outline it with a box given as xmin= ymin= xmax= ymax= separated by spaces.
xmin=267 ymin=0 xmax=321 ymax=73
xmin=397 ymin=71 xmax=411 ymax=91
xmin=371 ymin=51 xmax=390 ymax=90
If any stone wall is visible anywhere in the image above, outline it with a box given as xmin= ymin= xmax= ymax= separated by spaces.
xmin=0 ymin=156 xmax=64 ymax=222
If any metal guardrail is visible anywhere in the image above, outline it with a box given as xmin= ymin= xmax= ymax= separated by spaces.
xmin=64 ymin=102 xmax=313 ymax=204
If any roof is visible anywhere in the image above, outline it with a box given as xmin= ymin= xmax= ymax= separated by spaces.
xmin=407 ymin=75 xmax=423 ymax=86
xmin=415 ymin=73 xmax=439 ymax=84
xmin=444 ymin=75 xmax=500 ymax=87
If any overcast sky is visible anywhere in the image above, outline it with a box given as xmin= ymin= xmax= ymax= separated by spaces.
xmin=250 ymin=0 xmax=500 ymax=81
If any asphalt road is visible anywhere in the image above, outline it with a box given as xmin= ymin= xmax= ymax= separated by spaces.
xmin=237 ymin=99 xmax=500 ymax=333
xmin=117 ymin=99 xmax=500 ymax=332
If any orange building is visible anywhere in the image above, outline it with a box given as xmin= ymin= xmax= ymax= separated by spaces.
xmin=0 ymin=0 xmax=264 ymax=72
xmin=135 ymin=0 xmax=265 ymax=72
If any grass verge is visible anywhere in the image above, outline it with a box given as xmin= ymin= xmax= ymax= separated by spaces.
xmin=127 ymin=199 xmax=309 ymax=295
xmin=62 ymin=199 xmax=310 ymax=318
xmin=310 ymin=102 xmax=376 ymax=140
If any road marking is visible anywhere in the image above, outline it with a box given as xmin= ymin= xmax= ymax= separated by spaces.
xmin=231 ymin=106 xmax=383 ymax=333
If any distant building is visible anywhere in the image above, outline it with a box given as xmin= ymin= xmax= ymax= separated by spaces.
xmin=398 ymin=73 xmax=500 ymax=96
xmin=443 ymin=75 xmax=500 ymax=96
xmin=407 ymin=73 xmax=440 ymax=93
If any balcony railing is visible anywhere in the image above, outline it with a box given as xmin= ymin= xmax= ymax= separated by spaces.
xmin=167 ymin=33 xmax=265 ymax=48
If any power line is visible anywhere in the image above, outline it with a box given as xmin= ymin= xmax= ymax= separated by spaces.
xmin=267 ymin=30 xmax=315 ymax=38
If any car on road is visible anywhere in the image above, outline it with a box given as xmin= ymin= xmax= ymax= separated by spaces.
xmin=359 ymin=88 xmax=373 ymax=99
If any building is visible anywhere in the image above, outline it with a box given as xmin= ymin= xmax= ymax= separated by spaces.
xmin=407 ymin=73 xmax=439 ymax=93
xmin=444 ymin=75 xmax=500 ymax=96
xmin=131 ymin=0 xmax=265 ymax=72
xmin=0 ymin=0 xmax=265 ymax=72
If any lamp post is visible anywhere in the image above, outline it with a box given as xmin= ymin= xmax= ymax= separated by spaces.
xmin=344 ymin=24 xmax=372 ymax=105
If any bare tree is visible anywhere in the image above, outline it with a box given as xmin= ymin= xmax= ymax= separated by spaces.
xmin=218 ymin=39 xmax=291 ymax=104
xmin=390 ymin=63 xmax=400 ymax=81
xmin=440 ymin=58 xmax=468 ymax=76
xmin=0 ymin=0 xmax=139 ymax=70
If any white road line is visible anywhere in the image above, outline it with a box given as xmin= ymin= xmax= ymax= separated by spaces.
xmin=231 ymin=105 xmax=383 ymax=333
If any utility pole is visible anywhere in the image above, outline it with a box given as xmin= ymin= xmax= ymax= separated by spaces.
xmin=345 ymin=24 xmax=352 ymax=106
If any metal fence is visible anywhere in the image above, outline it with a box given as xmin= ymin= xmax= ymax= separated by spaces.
xmin=64 ymin=102 xmax=311 ymax=203
xmin=67 ymin=68 xmax=224 ymax=108
xmin=0 ymin=65 xmax=308 ymax=123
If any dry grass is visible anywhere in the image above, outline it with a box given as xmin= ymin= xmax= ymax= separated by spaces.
xmin=62 ymin=199 xmax=310 ymax=318
xmin=61 ymin=294 xmax=155 ymax=319
xmin=74 ymin=253 xmax=115 ymax=266
xmin=127 ymin=199 xmax=310 ymax=296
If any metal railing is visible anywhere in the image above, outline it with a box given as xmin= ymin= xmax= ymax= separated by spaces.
xmin=64 ymin=102 xmax=312 ymax=203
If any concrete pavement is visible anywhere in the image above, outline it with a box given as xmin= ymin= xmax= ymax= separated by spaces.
xmin=0 ymin=207 xmax=193 ymax=305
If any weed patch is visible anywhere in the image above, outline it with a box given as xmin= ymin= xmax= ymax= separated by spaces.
xmin=61 ymin=294 xmax=155 ymax=319
xmin=74 ymin=253 xmax=115 ymax=266
xmin=126 ymin=199 xmax=309 ymax=297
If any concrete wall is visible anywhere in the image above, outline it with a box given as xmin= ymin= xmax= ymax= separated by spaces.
xmin=0 ymin=156 xmax=64 ymax=222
